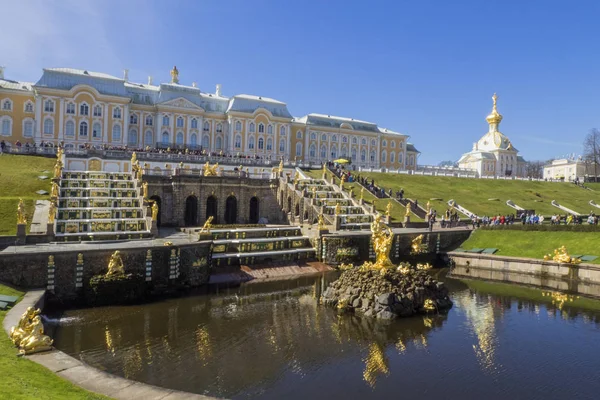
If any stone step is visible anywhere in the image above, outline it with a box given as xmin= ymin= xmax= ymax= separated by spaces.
xmin=212 ymin=247 xmax=315 ymax=259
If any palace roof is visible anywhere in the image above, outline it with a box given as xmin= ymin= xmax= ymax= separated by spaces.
xmin=0 ymin=79 xmax=33 ymax=92
xmin=226 ymin=94 xmax=292 ymax=118
xmin=406 ymin=143 xmax=420 ymax=153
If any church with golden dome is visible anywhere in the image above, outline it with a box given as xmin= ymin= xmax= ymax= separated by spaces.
xmin=458 ymin=94 xmax=526 ymax=177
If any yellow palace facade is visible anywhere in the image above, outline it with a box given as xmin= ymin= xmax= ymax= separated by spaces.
xmin=0 ymin=66 xmax=419 ymax=170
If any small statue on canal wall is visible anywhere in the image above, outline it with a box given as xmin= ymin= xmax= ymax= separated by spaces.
xmin=9 ymin=307 xmax=53 ymax=355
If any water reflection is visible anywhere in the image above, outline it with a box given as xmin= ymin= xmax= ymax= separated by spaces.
xmin=50 ymin=271 xmax=600 ymax=399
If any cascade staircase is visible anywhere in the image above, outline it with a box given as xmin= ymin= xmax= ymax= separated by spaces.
xmin=54 ymin=171 xmax=151 ymax=240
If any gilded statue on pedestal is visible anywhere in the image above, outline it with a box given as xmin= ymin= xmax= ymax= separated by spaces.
xmin=322 ymin=163 xmax=327 ymax=174
xmin=334 ymin=203 xmax=342 ymax=215
xmin=51 ymin=181 xmax=59 ymax=198
xmin=203 ymin=162 xmax=219 ymax=176
xmin=53 ymin=160 xmax=63 ymax=179
xmin=131 ymin=151 xmax=138 ymax=166
xmin=279 ymin=159 xmax=284 ymax=174
xmin=426 ymin=201 xmax=431 ymax=212
xmin=142 ymin=182 xmax=148 ymax=199
xmin=405 ymin=202 xmax=411 ymax=217
xmin=317 ymin=214 xmax=325 ymax=230
xmin=411 ymin=234 xmax=427 ymax=254
xmin=106 ymin=250 xmax=125 ymax=276
xmin=385 ymin=201 xmax=392 ymax=217
xmin=48 ymin=200 xmax=56 ymax=224
xmin=199 ymin=216 xmax=214 ymax=234
xmin=543 ymin=246 xmax=581 ymax=264
xmin=360 ymin=187 xmax=364 ymax=201
xmin=17 ymin=198 xmax=26 ymax=224
xmin=10 ymin=307 xmax=53 ymax=355
xmin=363 ymin=214 xmax=394 ymax=271
xmin=312 ymin=186 xmax=317 ymax=198
xmin=151 ymin=201 xmax=159 ymax=221
xmin=170 ymin=65 xmax=179 ymax=84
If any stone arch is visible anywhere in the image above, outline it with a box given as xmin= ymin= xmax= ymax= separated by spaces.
xmin=249 ymin=196 xmax=259 ymax=224
xmin=206 ymin=195 xmax=218 ymax=223
xmin=224 ymin=195 xmax=237 ymax=224
xmin=184 ymin=195 xmax=198 ymax=226
xmin=295 ymin=203 xmax=300 ymax=217
xmin=287 ymin=196 xmax=292 ymax=213
xmin=150 ymin=195 xmax=162 ymax=227
xmin=303 ymin=210 xmax=309 ymax=221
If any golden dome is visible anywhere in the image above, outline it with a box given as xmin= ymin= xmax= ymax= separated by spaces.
xmin=485 ymin=93 xmax=503 ymax=125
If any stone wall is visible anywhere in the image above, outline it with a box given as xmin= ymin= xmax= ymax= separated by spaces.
xmin=0 ymin=243 xmax=212 ymax=302
xmin=147 ymin=175 xmax=286 ymax=226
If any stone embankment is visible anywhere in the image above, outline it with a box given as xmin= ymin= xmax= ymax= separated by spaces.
xmin=321 ymin=268 xmax=452 ymax=319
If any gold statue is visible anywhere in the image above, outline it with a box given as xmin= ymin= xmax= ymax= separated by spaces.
xmin=317 ymin=214 xmax=325 ymax=230
xmin=131 ymin=151 xmax=138 ymax=166
xmin=363 ymin=214 xmax=394 ymax=271
xmin=170 ymin=65 xmax=179 ymax=84
xmin=278 ymin=159 xmax=284 ymax=174
xmin=341 ymin=174 xmax=346 ymax=185
xmin=16 ymin=315 xmax=53 ymax=355
xmin=334 ymin=203 xmax=342 ymax=215
xmin=51 ymin=181 xmax=59 ymax=199
xmin=17 ymin=198 xmax=26 ymax=224
xmin=426 ymin=201 xmax=431 ymax=212
xmin=411 ymin=234 xmax=427 ymax=254
xmin=142 ymin=182 xmax=148 ymax=199
xmin=56 ymin=146 xmax=64 ymax=160
xmin=405 ymin=202 xmax=411 ymax=217
xmin=53 ymin=160 xmax=63 ymax=179
xmin=203 ymin=161 xmax=219 ymax=176
xmin=322 ymin=163 xmax=327 ymax=174
xmin=199 ymin=216 xmax=213 ymax=234
xmin=106 ymin=250 xmax=125 ymax=276
xmin=543 ymin=246 xmax=581 ymax=264
xmin=151 ymin=201 xmax=159 ymax=221
xmin=385 ymin=201 xmax=392 ymax=217
xmin=312 ymin=186 xmax=317 ymax=198
xmin=360 ymin=187 xmax=364 ymax=201
xmin=10 ymin=307 xmax=40 ymax=347
xmin=48 ymin=200 xmax=56 ymax=224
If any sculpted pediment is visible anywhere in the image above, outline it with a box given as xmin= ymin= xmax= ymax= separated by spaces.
xmin=159 ymin=97 xmax=204 ymax=111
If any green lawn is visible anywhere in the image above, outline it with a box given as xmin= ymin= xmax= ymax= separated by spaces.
xmin=0 ymin=155 xmax=55 ymax=235
xmin=460 ymin=230 xmax=600 ymax=264
xmin=331 ymin=170 xmax=600 ymax=217
xmin=0 ymin=284 xmax=109 ymax=399
xmin=301 ymin=169 xmax=422 ymax=222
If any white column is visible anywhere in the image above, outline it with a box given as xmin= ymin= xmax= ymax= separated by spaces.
xmin=186 ymin=116 xmax=191 ymax=145
xmin=123 ymin=104 xmax=129 ymax=146
xmin=58 ymin=99 xmax=64 ymax=144
xmin=34 ymin=96 xmax=42 ymax=140
xmin=286 ymin=124 xmax=291 ymax=160
xmin=304 ymin=128 xmax=309 ymax=161
xmin=169 ymin=112 xmax=174 ymax=146
xmin=137 ymin=115 xmax=143 ymax=148
xmin=155 ymin=113 xmax=160 ymax=145
xmin=103 ymin=103 xmax=109 ymax=143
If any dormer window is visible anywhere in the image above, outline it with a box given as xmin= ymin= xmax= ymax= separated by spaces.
xmin=80 ymin=103 xmax=89 ymax=116
xmin=113 ymin=107 xmax=122 ymax=119
xmin=93 ymin=105 xmax=102 ymax=117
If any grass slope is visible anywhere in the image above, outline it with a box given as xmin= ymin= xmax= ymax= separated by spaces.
xmin=0 ymin=284 xmax=109 ymax=399
xmin=328 ymin=170 xmax=600 ymax=217
xmin=0 ymin=155 xmax=55 ymax=235
xmin=460 ymin=230 xmax=600 ymax=264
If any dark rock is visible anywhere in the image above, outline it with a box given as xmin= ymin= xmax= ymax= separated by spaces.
xmin=377 ymin=292 xmax=393 ymax=306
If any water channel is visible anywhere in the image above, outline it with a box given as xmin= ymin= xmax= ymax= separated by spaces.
xmin=49 ymin=271 xmax=600 ymax=399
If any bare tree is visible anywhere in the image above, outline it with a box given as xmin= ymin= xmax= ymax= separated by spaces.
xmin=524 ymin=160 xmax=545 ymax=179
xmin=583 ymin=128 xmax=600 ymax=180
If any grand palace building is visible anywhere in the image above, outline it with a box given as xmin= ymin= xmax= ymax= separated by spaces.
xmin=0 ymin=66 xmax=419 ymax=170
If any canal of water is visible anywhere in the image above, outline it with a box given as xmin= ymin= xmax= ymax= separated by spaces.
xmin=49 ymin=271 xmax=600 ymax=399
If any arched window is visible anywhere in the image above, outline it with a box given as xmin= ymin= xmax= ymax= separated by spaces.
xmin=331 ymin=145 xmax=338 ymax=159
xmin=23 ymin=120 xmax=34 ymax=137
xmin=145 ymin=115 xmax=153 ymax=126
xmin=176 ymin=116 xmax=184 ymax=128
xmin=320 ymin=145 xmax=326 ymax=158
xmin=258 ymin=138 xmax=264 ymax=150
xmin=332 ymin=135 xmax=337 ymax=142
xmin=236 ymin=121 xmax=242 ymax=131
xmin=309 ymin=144 xmax=316 ymax=158
xmin=399 ymin=142 xmax=404 ymax=149
xmin=371 ymin=139 xmax=376 ymax=146
xmin=111 ymin=124 xmax=120 ymax=141
xmin=390 ymin=152 xmax=395 ymax=163
xmin=342 ymin=136 xmax=348 ymax=143
xmin=398 ymin=153 xmax=403 ymax=164
xmin=280 ymin=126 xmax=286 ymax=136
xmin=129 ymin=129 xmax=138 ymax=145
xmin=24 ymin=101 xmax=34 ymax=113
xmin=266 ymin=138 xmax=272 ymax=150
xmin=360 ymin=149 xmax=366 ymax=162
xmin=381 ymin=150 xmax=386 ymax=163
xmin=267 ymin=124 xmax=272 ymax=134
xmin=44 ymin=100 xmax=54 ymax=112
xmin=341 ymin=145 xmax=347 ymax=157
xmin=202 ymin=134 xmax=209 ymax=148
xmin=65 ymin=120 xmax=75 ymax=137
xmin=176 ymin=132 xmax=184 ymax=145
xmin=145 ymin=130 xmax=153 ymax=145
xmin=203 ymin=121 xmax=210 ymax=131
xmin=249 ymin=136 xmax=255 ymax=149
xmin=258 ymin=123 xmax=265 ymax=133
xmin=130 ymin=114 xmax=138 ymax=125
xmin=80 ymin=103 xmax=89 ymax=116
xmin=1 ymin=117 xmax=12 ymax=136
xmin=382 ymin=140 xmax=387 ymax=147
xmin=66 ymin=102 xmax=75 ymax=114
xmin=216 ymin=123 xmax=222 ymax=133
xmin=162 ymin=131 xmax=169 ymax=144
xmin=296 ymin=131 xmax=302 ymax=139
xmin=113 ymin=107 xmax=122 ymax=119
xmin=370 ymin=150 xmax=375 ymax=162
xmin=235 ymin=134 xmax=241 ymax=148
xmin=310 ymin=132 xmax=316 ymax=140
xmin=43 ymin=118 xmax=54 ymax=135
xmin=92 ymin=122 xmax=101 ymax=138
xmin=391 ymin=141 xmax=396 ymax=148
xmin=80 ymin=121 xmax=88 ymax=137
xmin=93 ymin=105 xmax=102 ymax=117
xmin=351 ymin=148 xmax=357 ymax=161
xmin=321 ymin=134 xmax=327 ymax=141
xmin=162 ymin=115 xmax=169 ymax=126
xmin=249 ymin=122 xmax=256 ymax=133
xmin=352 ymin=137 xmax=357 ymax=144
xmin=216 ymin=136 xmax=222 ymax=149
xmin=191 ymin=118 xmax=198 ymax=129
xmin=279 ymin=139 xmax=285 ymax=152
xmin=361 ymin=138 xmax=366 ymax=145
xmin=296 ymin=142 xmax=303 ymax=156
xmin=190 ymin=133 xmax=197 ymax=146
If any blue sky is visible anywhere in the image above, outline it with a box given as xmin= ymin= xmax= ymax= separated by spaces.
xmin=2 ymin=0 xmax=598 ymax=164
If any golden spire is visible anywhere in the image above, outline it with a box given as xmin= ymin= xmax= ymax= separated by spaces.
xmin=485 ymin=93 xmax=503 ymax=126
xmin=170 ymin=65 xmax=179 ymax=84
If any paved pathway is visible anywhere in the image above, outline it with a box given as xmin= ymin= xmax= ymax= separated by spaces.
xmin=29 ymin=200 xmax=50 ymax=234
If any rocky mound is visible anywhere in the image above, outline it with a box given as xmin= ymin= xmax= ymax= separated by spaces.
xmin=321 ymin=268 xmax=452 ymax=320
